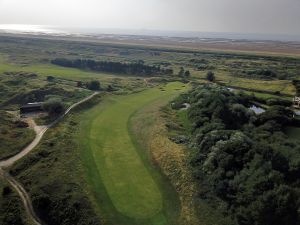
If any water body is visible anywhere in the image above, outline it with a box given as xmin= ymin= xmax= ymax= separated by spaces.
xmin=0 ymin=24 xmax=69 ymax=35
xmin=295 ymin=110 xmax=300 ymax=116
xmin=1 ymin=24 xmax=300 ymax=42
xmin=250 ymin=105 xmax=265 ymax=114
xmin=180 ymin=103 xmax=191 ymax=111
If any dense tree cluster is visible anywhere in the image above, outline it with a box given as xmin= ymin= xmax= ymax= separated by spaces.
xmin=238 ymin=69 xmax=277 ymax=80
xmin=175 ymin=84 xmax=300 ymax=225
xmin=293 ymin=80 xmax=300 ymax=96
xmin=51 ymin=58 xmax=173 ymax=76
xmin=178 ymin=67 xmax=191 ymax=78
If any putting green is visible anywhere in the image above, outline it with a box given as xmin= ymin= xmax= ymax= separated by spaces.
xmin=80 ymin=82 xmax=187 ymax=221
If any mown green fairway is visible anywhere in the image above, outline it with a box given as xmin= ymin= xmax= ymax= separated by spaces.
xmin=78 ymin=82 xmax=188 ymax=225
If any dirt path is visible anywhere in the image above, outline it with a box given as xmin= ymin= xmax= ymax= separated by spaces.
xmin=0 ymin=168 xmax=42 ymax=225
xmin=0 ymin=92 xmax=98 ymax=168
xmin=0 ymin=92 xmax=98 ymax=225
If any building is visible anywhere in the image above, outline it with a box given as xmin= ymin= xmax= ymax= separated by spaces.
xmin=293 ymin=97 xmax=300 ymax=108
xmin=20 ymin=102 xmax=44 ymax=114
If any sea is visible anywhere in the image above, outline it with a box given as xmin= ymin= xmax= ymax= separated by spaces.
xmin=0 ymin=24 xmax=300 ymax=42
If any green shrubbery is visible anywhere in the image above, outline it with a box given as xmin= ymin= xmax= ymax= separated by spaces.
xmin=10 ymin=98 xmax=102 ymax=225
xmin=293 ymin=80 xmax=300 ymax=96
xmin=0 ymin=111 xmax=35 ymax=160
xmin=0 ymin=182 xmax=25 ymax=225
xmin=175 ymin=84 xmax=300 ymax=225
xmin=42 ymin=99 xmax=65 ymax=117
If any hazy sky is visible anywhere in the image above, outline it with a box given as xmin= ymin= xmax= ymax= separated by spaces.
xmin=0 ymin=0 xmax=299 ymax=35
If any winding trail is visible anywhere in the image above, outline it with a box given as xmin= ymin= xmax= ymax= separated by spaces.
xmin=0 ymin=92 xmax=98 ymax=225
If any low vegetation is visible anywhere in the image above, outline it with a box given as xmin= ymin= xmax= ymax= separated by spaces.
xmin=10 ymin=96 xmax=103 ymax=225
xmin=0 ymin=178 xmax=28 ymax=225
xmin=0 ymin=111 xmax=35 ymax=160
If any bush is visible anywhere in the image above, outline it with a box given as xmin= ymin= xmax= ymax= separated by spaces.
xmin=47 ymin=76 xmax=55 ymax=82
xmin=2 ymin=186 xmax=12 ymax=196
xmin=42 ymin=99 xmax=65 ymax=116
xmin=266 ymin=98 xmax=292 ymax=107
xmin=87 ymin=80 xmax=100 ymax=91
xmin=206 ymin=71 xmax=215 ymax=82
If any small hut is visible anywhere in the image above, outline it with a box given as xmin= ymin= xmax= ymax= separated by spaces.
xmin=20 ymin=102 xmax=44 ymax=114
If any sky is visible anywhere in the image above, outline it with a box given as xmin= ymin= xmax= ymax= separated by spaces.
xmin=0 ymin=0 xmax=299 ymax=36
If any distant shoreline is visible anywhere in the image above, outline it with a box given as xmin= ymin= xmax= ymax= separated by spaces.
xmin=0 ymin=30 xmax=300 ymax=57
xmin=0 ymin=25 xmax=300 ymax=42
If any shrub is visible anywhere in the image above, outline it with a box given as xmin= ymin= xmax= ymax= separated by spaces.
xmin=42 ymin=99 xmax=65 ymax=117
xmin=206 ymin=71 xmax=215 ymax=82
xmin=87 ymin=80 xmax=100 ymax=91
xmin=47 ymin=76 xmax=55 ymax=82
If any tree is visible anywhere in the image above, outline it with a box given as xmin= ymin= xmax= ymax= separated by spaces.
xmin=2 ymin=186 xmax=12 ymax=196
xmin=77 ymin=81 xmax=83 ymax=88
xmin=184 ymin=70 xmax=191 ymax=78
xmin=206 ymin=71 xmax=215 ymax=82
xmin=43 ymin=99 xmax=65 ymax=116
xmin=47 ymin=76 xmax=55 ymax=82
xmin=178 ymin=67 xmax=185 ymax=77
xmin=107 ymin=85 xmax=114 ymax=92
xmin=87 ymin=80 xmax=100 ymax=91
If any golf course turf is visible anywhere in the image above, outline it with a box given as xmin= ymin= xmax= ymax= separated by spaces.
xmin=78 ymin=82 xmax=188 ymax=225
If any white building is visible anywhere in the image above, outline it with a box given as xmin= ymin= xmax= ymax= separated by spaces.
xmin=293 ymin=97 xmax=300 ymax=108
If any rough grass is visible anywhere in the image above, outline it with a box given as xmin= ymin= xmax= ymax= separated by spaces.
xmin=9 ymin=96 xmax=104 ymax=225
xmin=0 ymin=111 xmax=35 ymax=160
xmin=0 ymin=62 xmax=151 ymax=96
xmin=78 ymin=82 xmax=187 ymax=225
xmin=0 ymin=177 xmax=31 ymax=225
xmin=0 ymin=69 xmax=93 ymax=111
xmin=192 ymin=70 xmax=296 ymax=96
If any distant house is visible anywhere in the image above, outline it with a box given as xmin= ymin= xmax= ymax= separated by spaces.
xmin=293 ymin=97 xmax=300 ymax=108
xmin=20 ymin=102 xmax=44 ymax=114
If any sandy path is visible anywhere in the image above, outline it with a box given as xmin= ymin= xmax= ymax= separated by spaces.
xmin=0 ymin=92 xmax=98 ymax=168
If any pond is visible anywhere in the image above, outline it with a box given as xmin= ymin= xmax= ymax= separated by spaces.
xmin=294 ymin=110 xmax=300 ymax=116
xmin=180 ymin=103 xmax=191 ymax=110
xmin=249 ymin=105 xmax=265 ymax=114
